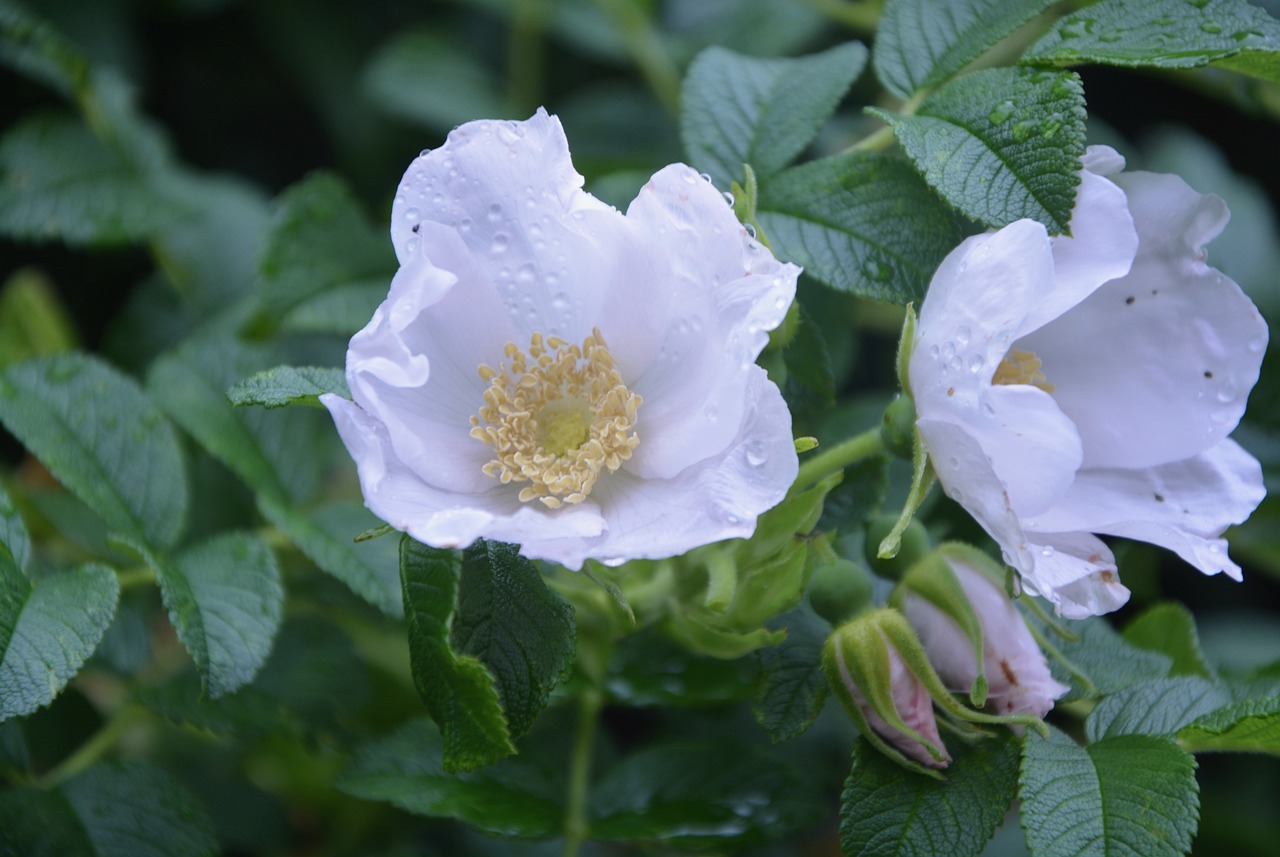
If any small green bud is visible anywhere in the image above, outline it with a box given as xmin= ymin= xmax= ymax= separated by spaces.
xmin=864 ymin=515 xmax=930 ymax=580
xmin=808 ymin=558 xmax=874 ymax=625
xmin=880 ymin=394 xmax=917 ymax=460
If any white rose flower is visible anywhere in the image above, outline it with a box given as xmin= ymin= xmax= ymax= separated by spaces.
xmin=321 ymin=109 xmax=800 ymax=569
xmin=909 ymin=145 xmax=1267 ymax=618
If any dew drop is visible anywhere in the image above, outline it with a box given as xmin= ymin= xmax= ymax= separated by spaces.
xmin=744 ymin=223 xmax=756 ymax=239
xmin=956 ymin=326 xmax=971 ymax=346
xmin=419 ymin=148 xmax=431 ymax=158
xmin=704 ymin=404 xmax=718 ymax=421
xmin=551 ymin=292 xmax=571 ymax=311
xmin=929 ymin=345 xmax=940 ymax=359
xmin=490 ymin=233 xmax=509 ymax=254
xmin=516 ymin=263 xmax=536 ymax=284
xmin=487 ymin=203 xmax=503 ymax=223
xmin=458 ymin=217 xmax=473 ymax=234
xmin=745 ymin=441 xmax=768 ymax=467
xmin=1249 ymin=336 xmax=1267 ymax=354
xmin=723 ymin=191 xmax=735 ymax=207
xmin=699 ymin=172 xmax=713 ymax=184
xmin=405 ymin=207 xmax=420 ymax=224
xmin=1040 ymin=546 xmax=1055 ymax=558
xmin=943 ymin=342 xmax=956 ymax=360
xmin=968 ymin=354 xmax=985 ymax=373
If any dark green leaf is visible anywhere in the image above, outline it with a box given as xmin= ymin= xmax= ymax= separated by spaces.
xmin=757 ymin=151 xmax=964 ymax=303
xmin=362 ymin=30 xmax=511 ymax=129
xmin=277 ymin=280 xmax=386 ymax=336
xmin=1178 ymin=695 xmax=1280 ymax=755
xmin=0 ymin=481 xmax=30 ymax=573
xmin=783 ymin=305 xmax=836 ymax=411
xmin=1048 ymin=615 xmax=1174 ymax=699
xmin=839 ymin=732 xmax=1020 ymax=857
xmin=753 ymin=605 xmax=829 ymax=742
xmin=1020 ymin=728 xmax=1198 ymax=857
xmin=453 ymin=540 xmax=576 ymax=738
xmin=0 ymin=561 xmax=118 ymax=721
xmin=152 ymin=532 xmax=283 ymax=698
xmin=399 ymin=536 xmax=514 ymax=772
xmin=607 ymin=630 xmax=758 ymax=707
xmin=338 ymin=718 xmax=562 ymax=837
xmin=259 ymin=497 xmax=401 ymax=617
xmin=0 ymin=1 xmax=90 ymax=96
xmin=1086 ymin=677 xmax=1232 ymax=741
xmin=1123 ymin=602 xmax=1213 ymax=678
xmin=1023 ymin=0 xmax=1280 ymax=83
xmin=0 ymin=352 xmax=188 ymax=550
xmin=873 ymin=67 xmax=1086 ymax=233
xmin=227 ymin=365 xmax=349 ymax=410
xmin=681 ymin=41 xmax=867 ymax=187
xmin=873 ymin=0 xmax=1057 ymax=98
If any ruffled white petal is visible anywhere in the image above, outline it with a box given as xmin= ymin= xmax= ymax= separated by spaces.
xmin=1020 ymin=531 xmax=1127 ymax=619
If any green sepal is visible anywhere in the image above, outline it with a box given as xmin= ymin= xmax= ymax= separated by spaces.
xmin=878 ymin=306 xmax=936 ymax=558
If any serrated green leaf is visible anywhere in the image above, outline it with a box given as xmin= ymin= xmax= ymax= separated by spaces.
xmin=0 ymin=1 xmax=90 ymax=96
xmin=1020 ymin=728 xmax=1198 ymax=857
xmin=1086 ymin=677 xmax=1232 ymax=741
xmin=338 ymin=717 xmax=562 ymax=838
xmin=0 ymin=352 xmax=188 ymax=550
xmin=753 ymin=605 xmax=828 ymax=742
xmin=1023 ymin=0 xmax=1280 ymax=83
xmin=227 ymin=365 xmax=349 ymax=409
xmin=607 ymin=630 xmax=758 ymax=707
xmin=259 ymin=497 xmax=401 ymax=617
xmin=362 ymin=30 xmax=511 ymax=130
xmin=0 ymin=561 xmax=118 ymax=721
xmin=874 ymin=67 xmax=1085 ymax=233
xmin=250 ymin=172 xmax=393 ymax=335
xmin=147 ymin=333 xmax=325 ymax=507
xmin=757 ymin=151 xmax=964 ymax=303
xmin=400 ymin=536 xmax=514 ymax=772
xmin=839 ymin=732 xmax=1020 ymax=857
xmin=681 ymin=41 xmax=867 ymax=187
xmin=1048 ymin=615 xmax=1174 ymax=699
xmin=151 ymin=532 xmax=283 ymax=699
xmin=873 ymin=0 xmax=1057 ymax=98
xmin=453 ymin=540 xmax=575 ymax=738
xmin=1123 ymin=602 xmax=1213 ymax=678
xmin=1178 ymin=695 xmax=1280 ymax=755
xmin=0 ymin=481 xmax=30 ymax=573
xmin=590 ymin=741 xmax=823 ymax=848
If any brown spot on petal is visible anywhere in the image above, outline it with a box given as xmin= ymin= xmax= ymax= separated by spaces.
xmin=1000 ymin=659 xmax=1019 ymax=686
xmin=1100 ymin=570 xmax=1116 ymax=584
xmin=947 ymin=387 xmax=955 ymax=397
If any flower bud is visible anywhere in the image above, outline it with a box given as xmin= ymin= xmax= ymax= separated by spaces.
xmin=864 ymin=514 xmax=930 ymax=581
xmin=807 ymin=558 xmax=874 ymax=625
xmin=880 ymin=394 xmax=917 ymax=460
xmin=897 ymin=544 xmax=1068 ymax=719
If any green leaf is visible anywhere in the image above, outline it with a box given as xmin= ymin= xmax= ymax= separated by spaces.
xmin=0 ymin=267 xmax=79 ymax=367
xmin=0 ymin=481 xmax=31 ymax=573
xmin=1178 ymin=695 xmax=1280 ymax=755
xmin=453 ymin=540 xmax=576 ymax=738
xmin=590 ymin=741 xmax=823 ymax=848
xmin=1023 ymin=0 xmax=1280 ymax=83
xmin=338 ymin=717 xmax=563 ymax=838
xmin=277 ymin=279 xmax=386 ymax=336
xmin=1020 ymin=727 xmax=1199 ymax=857
xmin=227 ymin=365 xmax=349 ymax=410
xmin=1086 ymin=677 xmax=1232 ymax=741
xmin=258 ymin=497 xmax=401 ymax=617
xmin=873 ymin=0 xmax=1057 ymax=98
xmin=873 ymin=67 xmax=1086 ymax=234
xmin=839 ymin=732 xmax=1021 ymax=857
xmin=0 ymin=561 xmax=118 ymax=721
xmin=0 ymin=762 xmax=219 ymax=857
xmin=1123 ymin=602 xmax=1213 ymax=678
xmin=0 ymin=352 xmax=188 ymax=550
xmin=681 ymin=41 xmax=867 ymax=187
xmin=1048 ymin=615 xmax=1174 ymax=699
xmin=757 ymin=151 xmax=964 ymax=303
xmin=151 ymin=532 xmax=283 ymax=699
xmin=607 ymin=630 xmax=758 ymax=707
xmin=753 ymin=605 xmax=829 ymax=742
xmin=362 ymin=30 xmax=511 ymax=130
xmin=399 ymin=536 xmax=515 ymax=772
xmin=0 ymin=1 xmax=90 ymax=96
xmin=250 ymin=172 xmax=393 ymax=336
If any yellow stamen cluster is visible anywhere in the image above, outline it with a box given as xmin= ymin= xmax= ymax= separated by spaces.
xmin=992 ymin=349 xmax=1055 ymax=392
xmin=469 ymin=328 xmax=642 ymax=509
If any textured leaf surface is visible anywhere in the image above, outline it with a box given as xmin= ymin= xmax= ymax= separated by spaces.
xmin=227 ymin=365 xmax=349 ymax=409
xmin=874 ymin=0 xmax=1056 ymax=98
xmin=1178 ymin=695 xmax=1280 ymax=755
xmin=874 ymin=67 xmax=1085 ymax=233
xmin=400 ymin=536 xmax=514 ymax=772
xmin=153 ymin=532 xmax=283 ymax=698
xmin=1048 ymin=615 xmax=1173 ymax=700
xmin=0 ymin=352 xmax=188 ymax=550
xmin=839 ymin=733 xmax=1020 ymax=857
xmin=753 ymin=605 xmax=828 ymax=742
xmin=1024 ymin=0 xmax=1280 ymax=83
xmin=0 ymin=561 xmax=118 ymax=721
xmin=681 ymin=41 xmax=867 ymax=187
xmin=757 ymin=151 xmax=963 ymax=303
xmin=1086 ymin=677 xmax=1232 ymax=741
xmin=1123 ymin=602 xmax=1213 ymax=678
xmin=1020 ymin=728 xmax=1198 ymax=857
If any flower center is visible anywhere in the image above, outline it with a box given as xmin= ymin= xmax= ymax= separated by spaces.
xmin=469 ymin=328 xmax=642 ymax=509
xmin=992 ymin=349 xmax=1055 ymax=393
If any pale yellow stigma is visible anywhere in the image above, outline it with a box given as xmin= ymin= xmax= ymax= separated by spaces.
xmin=992 ymin=349 xmax=1055 ymax=392
xmin=469 ymin=328 xmax=642 ymax=509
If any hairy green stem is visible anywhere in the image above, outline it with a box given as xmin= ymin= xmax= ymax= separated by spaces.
xmin=791 ymin=426 xmax=883 ymax=496
xmin=38 ymin=705 xmax=145 ymax=788
xmin=562 ymin=687 xmax=604 ymax=857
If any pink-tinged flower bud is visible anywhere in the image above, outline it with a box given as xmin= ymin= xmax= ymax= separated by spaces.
xmin=899 ymin=544 xmax=1069 ymax=720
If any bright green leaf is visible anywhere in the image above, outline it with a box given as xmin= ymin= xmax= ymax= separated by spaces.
xmin=0 ymin=352 xmax=188 ymax=550
xmin=681 ymin=41 xmax=867 ymax=187
xmin=1020 ymin=727 xmax=1199 ymax=857
xmin=1178 ymin=695 xmax=1280 ymax=755
xmin=227 ymin=365 xmax=349 ymax=410
xmin=1124 ymin=602 xmax=1213 ymax=678
xmin=757 ymin=151 xmax=964 ymax=303
xmin=1086 ymin=677 xmax=1232 ymax=741
xmin=1023 ymin=0 xmax=1280 ymax=83
xmin=874 ymin=0 xmax=1057 ymax=98
xmin=873 ymin=67 xmax=1086 ymax=233
xmin=753 ymin=605 xmax=828 ymax=742
xmin=0 ymin=560 xmax=118 ymax=721
xmin=362 ymin=30 xmax=511 ymax=130
xmin=400 ymin=536 xmax=515 ymax=772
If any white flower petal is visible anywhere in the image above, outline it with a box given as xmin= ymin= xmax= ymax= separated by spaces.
xmin=1020 ymin=531 xmax=1128 ymax=619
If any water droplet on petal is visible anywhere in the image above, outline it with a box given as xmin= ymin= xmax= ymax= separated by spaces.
xmin=1040 ymin=546 xmax=1055 ymax=557
xmin=968 ymin=355 xmax=985 ymax=373
xmin=487 ymin=203 xmax=503 ymax=223
xmin=419 ymin=148 xmax=431 ymax=158
xmin=745 ymin=441 xmax=768 ymax=467
xmin=405 ymin=207 xmax=420 ymax=224
xmin=490 ymin=233 xmax=509 ymax=254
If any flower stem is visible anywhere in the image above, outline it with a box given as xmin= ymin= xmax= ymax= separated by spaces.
xmin=791 ymin=426 xmax=883 ymax=496
xmin=507 ymin=0 xmax=548 ymax=114
xmin=562 ymin=687 xmax=603 ymax=857
xmin=38 ymin=704 xmax=145 ymax=788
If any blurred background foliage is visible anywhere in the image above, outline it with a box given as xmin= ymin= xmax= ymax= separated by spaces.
xmin=2 ymin=0 xmax=1280 ymax=855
